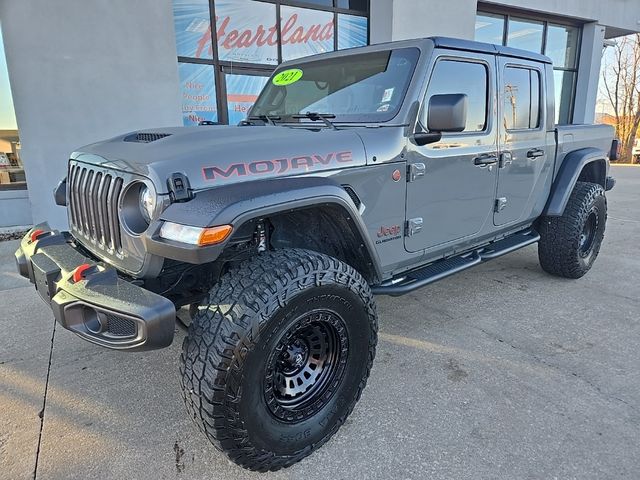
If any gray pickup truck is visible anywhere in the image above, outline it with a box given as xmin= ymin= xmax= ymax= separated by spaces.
xmin=15 ymin=37 xmax=616 ymax=471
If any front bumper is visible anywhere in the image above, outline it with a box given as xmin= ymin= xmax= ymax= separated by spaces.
xmin=15 ymin=224 xmax=175 ymax=351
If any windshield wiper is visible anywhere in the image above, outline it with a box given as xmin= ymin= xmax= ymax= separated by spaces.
xmin=292 ymin=112 xmax=338 ymax=130
xmin=247 ymin=115 xmax=282 ymax=126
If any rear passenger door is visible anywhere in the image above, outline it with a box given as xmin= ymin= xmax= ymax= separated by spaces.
xmin=494 ymin=58 xmax=548 ymax=226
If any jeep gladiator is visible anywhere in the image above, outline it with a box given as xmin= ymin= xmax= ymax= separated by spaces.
xmin=15 ymin=37 xmax=616 ymax=471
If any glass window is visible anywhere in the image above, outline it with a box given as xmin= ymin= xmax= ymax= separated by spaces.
xmin=554 ymin=70 xmax=575 ymax=125
xmin=336 ymin=0 xmax=368 ymax=11
xmin=337 ymin=14 xmax=368 ymax=50
xmin=423 ymin=60 xmax=488 ymax=133
xmin=545 ymin=24 xmax=579 ymax=69
xmin=503 ymin=67 xmax=540 ymax=130
xmin=507 ymin=18 xmax=544 ymax=53
xmin=172 ymin=0 xmax=213 ymax=59
xmin=252 ymin=48 xmax=419 ymax=123
xmin=214 ymin=0 xmax=278 ymax=65
xmin=474 ymin=13 xmax=505 ymax=45
xmin=281 ymin=6 xmax=334 ymax=61
xmin=178 ymin=63 xmax=218 ymax=125
xmin=0 ymin=25 xmax=24 ymax=190
xmin=225 ymin=73 xmax=269 ymax=124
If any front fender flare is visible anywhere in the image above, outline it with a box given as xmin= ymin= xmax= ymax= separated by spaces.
xmin=143 ymin=177 xmax=382 ymax=280
xmin=543 ymin=147 xmax=608 ymax=217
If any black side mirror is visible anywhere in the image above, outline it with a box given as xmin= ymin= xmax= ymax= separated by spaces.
xmin=427 ymin=93 xmax=468 ymax=133
xmin=53 ymin=177 xmax=67 ymax=206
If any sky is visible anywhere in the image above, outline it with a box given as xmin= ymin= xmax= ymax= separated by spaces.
xmin=0 ymin=23 xmax=18 ymax=130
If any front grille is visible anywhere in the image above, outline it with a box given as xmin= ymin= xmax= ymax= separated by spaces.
xmin=105 ymin=314 xmax=137 ymax=337
xmin=68 ymin=163 xmax=123 ymax=252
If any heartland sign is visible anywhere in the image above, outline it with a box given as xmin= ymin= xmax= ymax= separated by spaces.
xmin=194 ymin=5 xmax=334 ymax=62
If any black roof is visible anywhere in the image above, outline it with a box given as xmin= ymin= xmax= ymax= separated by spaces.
xmin=430 ymin=36 xmax=552 ymax=64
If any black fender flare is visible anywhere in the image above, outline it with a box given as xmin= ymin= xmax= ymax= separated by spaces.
xmin=543 ymin=147 xmax=609 ymax=217
xmin=143 ymin=176 xmax=382 ymax=280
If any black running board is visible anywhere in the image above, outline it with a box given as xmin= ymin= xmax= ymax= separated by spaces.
xmin=372 ymin=230 xmax=540 ymax=296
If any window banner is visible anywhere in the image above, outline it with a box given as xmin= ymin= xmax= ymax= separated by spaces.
xmin=179 ymin=63 xmax=218 ymax=126
xmin=173 ymin=0 xmax=213 ymax=59
xmin=226 ymin=74 xmax=269 ymax=125
xmin=337 ymin=14 xmax=368 ymax=50
xmin=214 ymin=0 xmax=278 ymax=65
xmin=281 ymin=6 xmax=334 ymax=62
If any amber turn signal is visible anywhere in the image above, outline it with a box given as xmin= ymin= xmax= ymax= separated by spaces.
xmin=197 ymin=225 xmax=233 ymax=246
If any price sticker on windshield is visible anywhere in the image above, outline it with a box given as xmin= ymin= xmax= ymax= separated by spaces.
xmin=272 ymin=69 xmax=303 ymax=86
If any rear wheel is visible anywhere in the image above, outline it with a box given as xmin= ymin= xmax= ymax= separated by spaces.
xmin=180 ymin=249 xmax=377 ymax=471
xmin=538 ymin=181 xmax=607 ymax=278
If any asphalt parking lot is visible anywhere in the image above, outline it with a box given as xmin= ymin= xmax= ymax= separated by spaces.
xmin=1 ymin=165 xmax=639 ymax=480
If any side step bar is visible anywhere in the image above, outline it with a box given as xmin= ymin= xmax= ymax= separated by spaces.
xmin=372 ymin=230 xmax=540 ymax=296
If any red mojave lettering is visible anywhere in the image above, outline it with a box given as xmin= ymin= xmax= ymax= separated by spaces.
xmin=202 ymin=150 xmax=354 ymax=181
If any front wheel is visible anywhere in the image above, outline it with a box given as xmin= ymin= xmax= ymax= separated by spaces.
xmin=538 ymin=181 xmax=607 ymax=278
xmin=180 ymin=249 xmax=377 ymax=471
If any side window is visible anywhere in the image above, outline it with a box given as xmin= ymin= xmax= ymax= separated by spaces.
xmin=503 ymin=66 xmax=542 ymax=130
xmin=422 ymin=59 xmax=488 ymax=133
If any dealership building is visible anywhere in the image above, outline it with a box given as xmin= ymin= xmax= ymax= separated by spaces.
xmin=1 ymin=0 xmax=639 ymax=228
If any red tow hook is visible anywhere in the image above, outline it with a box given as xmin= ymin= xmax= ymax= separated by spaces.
xmin=30 ymin=229 xmax=46 ymax=243
xmin=72 ymin=264 xmax=92 ymax=283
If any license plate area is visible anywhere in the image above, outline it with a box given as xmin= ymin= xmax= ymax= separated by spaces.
xmin=30 ymin=253 xmax=61 ymax=304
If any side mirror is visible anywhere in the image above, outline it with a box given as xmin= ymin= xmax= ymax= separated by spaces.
xmin=427 ymin=93 xmax=468 ymax=133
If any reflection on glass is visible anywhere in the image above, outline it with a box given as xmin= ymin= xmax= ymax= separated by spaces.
xmin=507 ymin=18 xmax=544 ymax=53
xmin=226 ymin=73 xmax=269 ymax=124
xmin=253 ymin=48 xmax=419 ymax=123
xmin=545 ymin=24 xmax=579 ymax=68
xmin=474 ymin=13 xmax=505 ymax=45
xmin=424 ymin=60 xmax=488 ymax=133
xmin=178 ymin=63 xmax=218 ymax=126
xmin=554 ymin=70 xmax=575 ymax=124
xmin=503 ymin=67 xmax=541 ymax=130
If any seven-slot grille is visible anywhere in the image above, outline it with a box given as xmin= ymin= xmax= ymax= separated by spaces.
xmin=68 ymin=163 xmax=123 ymax=252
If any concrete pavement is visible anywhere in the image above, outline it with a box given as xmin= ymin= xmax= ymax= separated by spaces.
xmin=1 ymin=165 xmax=639 ymax=479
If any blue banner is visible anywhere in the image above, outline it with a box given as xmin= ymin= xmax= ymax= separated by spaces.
xmin=337 ymin=14 xmax=368 ymax=50
xmin=178 ymin=63 xmax=218 ymax=125
xmin=281 ymin=6 xmax=334 ymax=61
xmin=173 ymin=0 xmax=213 ymax=59
xmin=214 ymin=0 xmax=278 ymax=65
xmin=225 ymin=73 xmax=269 ymax=124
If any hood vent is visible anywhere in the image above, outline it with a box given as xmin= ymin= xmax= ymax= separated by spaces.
xmin=124 ymin=132 xmax=172 ymax=143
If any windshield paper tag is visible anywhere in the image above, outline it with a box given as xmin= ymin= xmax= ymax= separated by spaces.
xmin=273 ymin=69 xmax=303 ymax=86
xmin=381 ymin=88 xmax=394 ymax=103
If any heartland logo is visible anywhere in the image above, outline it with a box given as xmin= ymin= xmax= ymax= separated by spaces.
xmin=202 ymin=151 xmax=353 ymax=181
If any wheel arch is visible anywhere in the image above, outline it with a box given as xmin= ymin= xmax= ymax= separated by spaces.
xmin=156 ymin=176 xmax=383 ymax=283
xmin=544 ymin=147 xmax=609 ymax=217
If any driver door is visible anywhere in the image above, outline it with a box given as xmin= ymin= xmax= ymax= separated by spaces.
xmin=404 ymin=52 xmax=499 ymax=253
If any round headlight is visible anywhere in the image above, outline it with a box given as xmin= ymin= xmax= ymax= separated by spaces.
xmin=139 ymin=185 xmax=156 ymax=223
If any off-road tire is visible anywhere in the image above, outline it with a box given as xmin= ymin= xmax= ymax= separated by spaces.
xmin=180 ymin=249 xmax=377 ymax=472
xmin=538 ymin=181 xmax=607 ymax=278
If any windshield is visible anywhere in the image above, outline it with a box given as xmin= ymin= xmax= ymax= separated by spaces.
xmin=250 ymin=48 xmax=420 ymax=124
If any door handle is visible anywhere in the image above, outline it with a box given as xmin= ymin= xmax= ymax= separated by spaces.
xmin=473 ymin=154 xmax=498 ymax=166
xmin=527 ymin=148 xmax=545 ymax=159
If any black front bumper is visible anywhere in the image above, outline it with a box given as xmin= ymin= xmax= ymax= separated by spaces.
xmin=15 ymin=224 xmax=175 ymax=351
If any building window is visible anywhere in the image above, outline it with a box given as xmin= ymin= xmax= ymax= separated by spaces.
xmin=0 ymin=24 xmax=24 ymax=191
xmin=172 ymin=0 xmax=369 ymax=125
xmin=474 ymin=11 xmax=580 ymax=125
xmin=422 ymin=60 xmax=489 ymax=133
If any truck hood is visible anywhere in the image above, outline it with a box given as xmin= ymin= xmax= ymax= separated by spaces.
xmin=71 ymin=125 xmax=367 ymax=193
